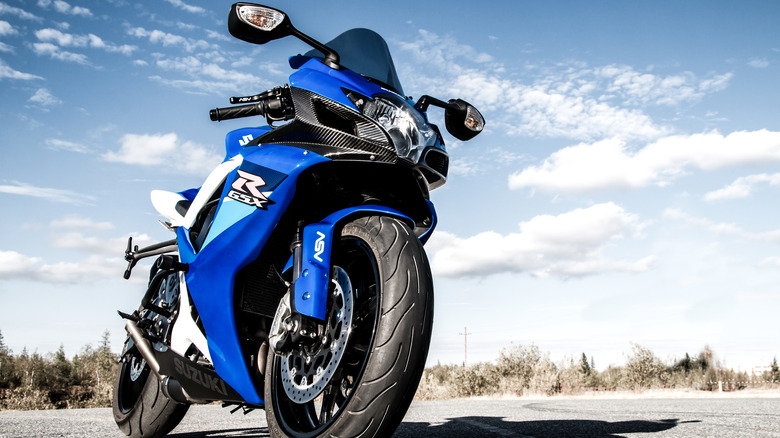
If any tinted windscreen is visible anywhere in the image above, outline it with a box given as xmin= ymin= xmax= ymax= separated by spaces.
xmin=303 ymin=28 xmax=404 ymax=95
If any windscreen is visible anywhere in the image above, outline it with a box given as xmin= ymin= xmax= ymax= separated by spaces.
xmin=302 ymin=28 xmax=404 ymax=95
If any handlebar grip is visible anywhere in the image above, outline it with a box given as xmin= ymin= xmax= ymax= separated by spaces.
xmin=209 ymin=103 xmax=265 ymax=122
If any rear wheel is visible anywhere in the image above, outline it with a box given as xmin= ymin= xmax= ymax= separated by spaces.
xmin=265 ymin=215 xmax=434 ymax=437
xmin=112 ymin=270 xmax=189 ymax=438
xmin=112 ymin=343 xmax=190 ymax=438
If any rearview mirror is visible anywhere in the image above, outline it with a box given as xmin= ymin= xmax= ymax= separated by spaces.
xmin=445 ymin=99 xmax=485 ymax=141
xmin=227 ymin=3 xmax=340 ymax=68
xmin=228 ymin=3 xmax=293 ymax=45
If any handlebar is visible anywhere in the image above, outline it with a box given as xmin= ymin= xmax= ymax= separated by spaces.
xmin=209 ymin=86 xmax=294 ymax=122
xmin=210 ymin=103 xmax=265 ymax=121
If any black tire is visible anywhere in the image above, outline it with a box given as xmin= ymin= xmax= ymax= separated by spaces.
xmin=112 ymin=344 xmax=189 ymax=438
xmin=265 ymin=215 xmax=434 ymax=438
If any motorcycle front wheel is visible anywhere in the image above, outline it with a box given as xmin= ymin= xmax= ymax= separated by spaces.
xmin=265 ymin=215 xmax=434 ymax=438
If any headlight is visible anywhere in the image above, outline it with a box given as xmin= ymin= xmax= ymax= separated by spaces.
xmin=355 ymin=93 xmax=438 ymax=162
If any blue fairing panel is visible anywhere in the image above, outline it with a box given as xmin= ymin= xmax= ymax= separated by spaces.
xmin=290 ymin=58 xmax=394 ymax=110
xmin=178 ymin=144 xmax=329 ymax=405
xmin=224 ymin=126 xmax=271 ymax=161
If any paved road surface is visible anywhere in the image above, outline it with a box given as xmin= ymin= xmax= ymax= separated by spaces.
xmin=1 ymin=398 xmax=778 ymax=437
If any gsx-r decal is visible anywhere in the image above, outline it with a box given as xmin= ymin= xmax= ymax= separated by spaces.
xmin=227 ymin=161 xmax=287 ymax=209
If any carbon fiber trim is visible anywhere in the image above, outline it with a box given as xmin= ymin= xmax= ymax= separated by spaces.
xmin=257 ymin=87 xmax=397 ymax=163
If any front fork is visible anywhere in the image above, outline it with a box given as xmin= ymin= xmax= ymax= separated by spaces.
xmin=270 ymin=205 xmax=418 ymax=354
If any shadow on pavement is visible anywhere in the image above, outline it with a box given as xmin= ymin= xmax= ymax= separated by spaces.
xmin=169 ymin=428 xmax=269 ymax=437
xmin=396 ymin=416 xmax=700 ymax=437
xmin=168 ymin=416 xmax=700 ymax=437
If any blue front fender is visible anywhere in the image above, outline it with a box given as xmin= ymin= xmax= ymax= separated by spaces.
xmin=291 ymin=205 xmax=416 ymax=320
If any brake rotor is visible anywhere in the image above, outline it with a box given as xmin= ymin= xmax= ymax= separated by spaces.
xmin=272 ymin=266 xmax=353 ymax=404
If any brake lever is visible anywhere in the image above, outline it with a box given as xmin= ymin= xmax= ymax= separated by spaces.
xmin=229 ymin=88 xmax=278 ymax=104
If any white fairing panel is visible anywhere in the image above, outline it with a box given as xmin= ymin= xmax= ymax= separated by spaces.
xmin=150 ymin=155 xmax=243 ymax=229
xmin=164 ymin=156 xmax=244 ymax=363
xmin=182 ymin=155 xmax=243 ymax=229
xmin=151 ymin=190 xmax=187 ymax=227
xmin=171 ymin=272 xmax=212 ymax=362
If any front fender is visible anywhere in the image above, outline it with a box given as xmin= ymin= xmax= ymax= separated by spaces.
xmin=292 ymin=205 xmax=415 ymax=320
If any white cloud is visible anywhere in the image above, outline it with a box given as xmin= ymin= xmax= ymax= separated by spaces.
xmin=51 ymin=215 xmax=115 ymax=231
xmin=664 ymin=208 xmax=780 ymax=243
xmin=398 ymin=41 xmax=665 ymax=141
xmin=85 ymin=33 xmax=136 ymax=55
xmin=0 ymin=59 xmax=43 ymax=80
xmin=152 ymin=55 xmax=264 ymax=94
xmin=0 ymin=250 xmax=42 ymax=278
xmin=428 ymin=202 xmax=652 ymax=278
xmin=398 ymin=29 xmax=494 ymax=71
xmin=663 ymin=209 xmax=742 ymax=235
xmin=45 ymin=138 xmax=89 ymax=153
xmin=509 ymin=130 xmax=780 ymax=193
xmin=0 ymin=41 xmax=12 ymax=52
xmin=397 ymin=32 xmax=733 ymax=142
xmin=0 ymin=19 xmax=16 ymax=35
xmin=102 ymin=132 xmax=221 ymax=175
xmin=704 ymin=173 xmax=780 ymax=201
xmin=164 ymin=0 xmax=205 ymax=14
xmin=0 ymin=181 xmax=95 ymax=205
xmin=148 ymin=53 xmax=273 ymax=94
xmin=32 ymin=41 xmax=89 ymax=64
xmin=52 ymin=0 xmax=91 ymax=16
xmin=0 ymin=2 xmax=41 ymax=21
xmin=35 ymin=28 xmax=136 ymax=55
xmin=28 ymin=88 xmax=61 ymax=107
xmin=595 ymin=65 xmax=733 ymax=106
xmin=51 ymin=232 xmax=152 ymax=255
xmin=748 ymin=58 xmax=769 ymax=68
xmin=760 ymin=256 xmax=780 ymax=267
xmin=127 ymin=26 xmax=213 ymax=52
xmin=0 ymin=250 xmax=121 ymax=284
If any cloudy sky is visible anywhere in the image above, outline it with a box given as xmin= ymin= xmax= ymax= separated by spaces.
xmin=1 ymin=0 xmax=778 ymax=371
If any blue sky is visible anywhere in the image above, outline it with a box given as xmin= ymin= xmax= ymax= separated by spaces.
xmin=1 ymin=0 xmax=779 ymax=372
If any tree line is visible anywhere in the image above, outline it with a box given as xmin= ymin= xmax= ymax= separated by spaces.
xmin=2 ymin=329 xmax=779 ymax=410
xmin=416 ymin=343 xmax=780 ymax=399
xmin=0 ymin=329 xmax=117 ymax=410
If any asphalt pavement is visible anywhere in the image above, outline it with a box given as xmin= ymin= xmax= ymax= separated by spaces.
xmin=0 ymin=397 xmax=778 ymax=437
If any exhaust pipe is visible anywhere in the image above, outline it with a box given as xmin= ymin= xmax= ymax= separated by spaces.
xmin=124 ymin=320 xmax=190 ymax=403
xmin=125 ymin=320 xmax=162 ymax=379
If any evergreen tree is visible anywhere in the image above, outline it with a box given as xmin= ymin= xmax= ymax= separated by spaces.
xmin=0 ymin=329 xmax=13 ymax=389
xmin=580 ymin=352 xmax=592 ymax=375
xmin=49 ymin=344 xmax=73 ymax=408
xmin=771 ymin=357 xmax=780 ymax=382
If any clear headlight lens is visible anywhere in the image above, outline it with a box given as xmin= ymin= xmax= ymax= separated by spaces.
xmin=358 ymin=93 xmax=438 ymax=162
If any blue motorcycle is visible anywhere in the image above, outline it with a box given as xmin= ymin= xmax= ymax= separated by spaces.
xmin=112 ymin=3 xmax=484 ymax=437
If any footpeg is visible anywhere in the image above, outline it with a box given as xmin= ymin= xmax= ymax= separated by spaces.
xmin=117 ymin=310 xmax=140 ymax=322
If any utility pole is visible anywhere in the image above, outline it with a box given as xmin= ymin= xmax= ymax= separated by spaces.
xmin=459 ymin=327 xmax=472 ymax=367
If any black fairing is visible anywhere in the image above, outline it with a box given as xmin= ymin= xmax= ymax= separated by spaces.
xmin=254 ymin=87 xmax=397 ymax=162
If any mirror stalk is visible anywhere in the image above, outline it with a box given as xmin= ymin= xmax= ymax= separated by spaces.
xmin=289 ymin=27 xmax=340 ymax=69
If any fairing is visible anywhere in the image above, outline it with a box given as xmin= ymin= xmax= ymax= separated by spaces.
xmin=178 ymin=144 xmax=329 ymax=404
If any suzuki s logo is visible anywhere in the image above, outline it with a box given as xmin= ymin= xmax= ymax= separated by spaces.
xmin=238 ymin=134 xmax=254 ymax=146
xmin=228 ymin=170 xmax=273 ymax=209
xmin=313 ymin=231 xmax=326 ymax=262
